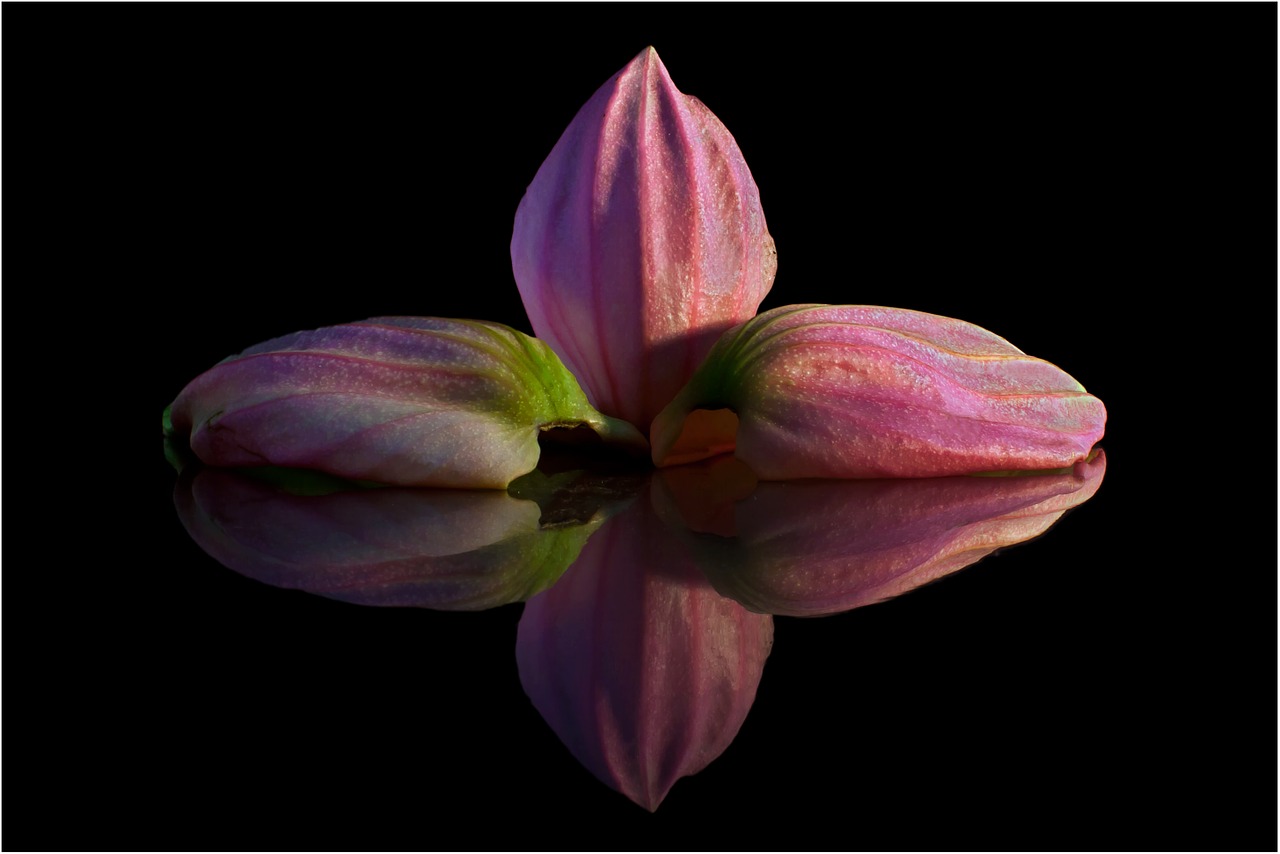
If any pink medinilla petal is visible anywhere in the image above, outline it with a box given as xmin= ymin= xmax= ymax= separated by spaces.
xmin=166 ymin=317 xmax=646 ymax=488
xmin=515 ymin=486 xmax=773 ymax=811
xmin=655 ymin=451 xmax=1105 ymax=617
xmin=651 ymin=305 xmax=1107 ymax=478
xmin=511 ymin=46 xmax=777 ymax=433
xmin=172 ymin=467 xmax=629 ymax=610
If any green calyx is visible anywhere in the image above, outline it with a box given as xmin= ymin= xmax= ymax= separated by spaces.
xmin=476 ymin=322 xmax=647 ymax=452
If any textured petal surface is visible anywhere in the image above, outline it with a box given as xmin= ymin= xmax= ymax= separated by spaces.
xmin=512 ymin=46 xmax=776 ymax=432
xmin=652 ymin=305 xmax=1107 ymax=478
xmin=516 ymin=485 xmax=772 ymax=811
xmin=172 ymin=467 xmax=616 ymax=610
xmin=167 ymin=317 xmax=644 ymax=488
xmin=656 ymin=451 xmax=1106 ymax=617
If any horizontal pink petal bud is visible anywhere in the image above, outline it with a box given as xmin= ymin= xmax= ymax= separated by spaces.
xmin=655 ymin=451 xmax=1106 ymax=616
xmin=516 ymin=487 xmax=772 ymax=811
xmin=652 ymin=305 xmax=1107 ymax=478
xmin=172 ymin=466 xmax=639 ymax=610
xmin=167 ymin=317 xmax=646 ymax=488
xmin=511 ymin=46 xmax=777 ymax=432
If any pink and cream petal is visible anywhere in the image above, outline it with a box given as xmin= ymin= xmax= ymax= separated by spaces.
xmin=652 ymin=304 xmax=1106 ymax=478
xmin=168 ymin=317 xmax=646 ymax=488
xmin=511 ymin=46 xmax=776 ymax=433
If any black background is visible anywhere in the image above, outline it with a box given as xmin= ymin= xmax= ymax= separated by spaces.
xmin=4 ymin=4 xmax=1277 ymax=851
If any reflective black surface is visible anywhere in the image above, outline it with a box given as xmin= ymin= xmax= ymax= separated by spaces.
xmin=9 ymin=6 xmax=1276 ymax=851
xmin=167 ymin=452 xmax=1106 ymax=812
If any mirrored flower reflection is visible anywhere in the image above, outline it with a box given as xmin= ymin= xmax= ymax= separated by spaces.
xmin=653 ymin=451 xmax=1107 ymax=617
xmin=172 ymin=464 xmax=644 ymax=610
xmin=516 ymin=478 xmax=773 ymax=812
xmin=172 ymin=454 xmax=1104 ymax=808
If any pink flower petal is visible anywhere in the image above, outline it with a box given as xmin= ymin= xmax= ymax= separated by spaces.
xmin=652 ymin=305 xmax=1107 ymax=478
xmin=511 ymin=46 xmax=777 ymax=432
xmin=167 ymin=317 xmax=645 ymax=488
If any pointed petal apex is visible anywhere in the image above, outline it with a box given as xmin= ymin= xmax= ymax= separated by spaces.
xmin=512 ymin=48 xmax=776 ymax=432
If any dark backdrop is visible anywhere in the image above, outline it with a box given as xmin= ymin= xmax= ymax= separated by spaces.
xmin=5 ymin=4 xmax=1276 ymax=851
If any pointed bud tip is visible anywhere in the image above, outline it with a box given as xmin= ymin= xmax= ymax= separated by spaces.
xmin=512 ymin=45 xmax=776 ymax=431
xmin=619 ymin=45 xmax=666 ymax=79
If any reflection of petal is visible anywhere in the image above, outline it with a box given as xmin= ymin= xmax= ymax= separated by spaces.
xmin=516 ymin=487 xmax=772 ymax=810
xmin=650 ymin=455 xmax=758 ymax=537
xmin=512 ymin=46 xmax=776 ymax=432
xmin=655 ymin=451 xmax=1106 ymax=617
xmin=173 ymin=467 xmax=626 ymax=610
xmin=166 ymin=317 xmax=644 ymax=489
xmin=652 ymin=305 xmax=1106 ymax=478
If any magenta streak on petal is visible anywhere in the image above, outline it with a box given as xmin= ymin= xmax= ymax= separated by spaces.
xmin=747 ymin=331 xmax=1081 ymax=396
xmin=517 ymin=90 xmax=606 ymax=408
xmin=759 ymin=343 xmax=1100 ymax=432
xmin=593 ymin=47 xmax=648 ymax=419
xmin=534 ymin=194 xmax=600 ymax=402
xmin=636 ymin=49 xmax=658 ymax=425
xmin=673 ymin=94 xmax=703 ymax=404
xmin=742 ymin=390 xmax=1100 ymax=480
xmin=749 ymin=305 xmax=1028 ymax=357
xmin=746 ymin=341 xmax=1094 ymax=428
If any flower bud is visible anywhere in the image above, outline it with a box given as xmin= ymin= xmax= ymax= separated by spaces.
xmin=166 ymin=317 xmax=645 ymax=489
xmin=652 ymin=305 xmax=1106 ymax=478
xmin=511 ymin=46 xmax=777 ymax=432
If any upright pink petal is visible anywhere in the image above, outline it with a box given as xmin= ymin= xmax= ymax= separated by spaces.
xmin=652 ymin=305 xmax=1107 ymax=478
xmin=516 ymin=487 xmax=773 ymax=811
xmin=511 ymin=46 xmax=777 ymax=432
